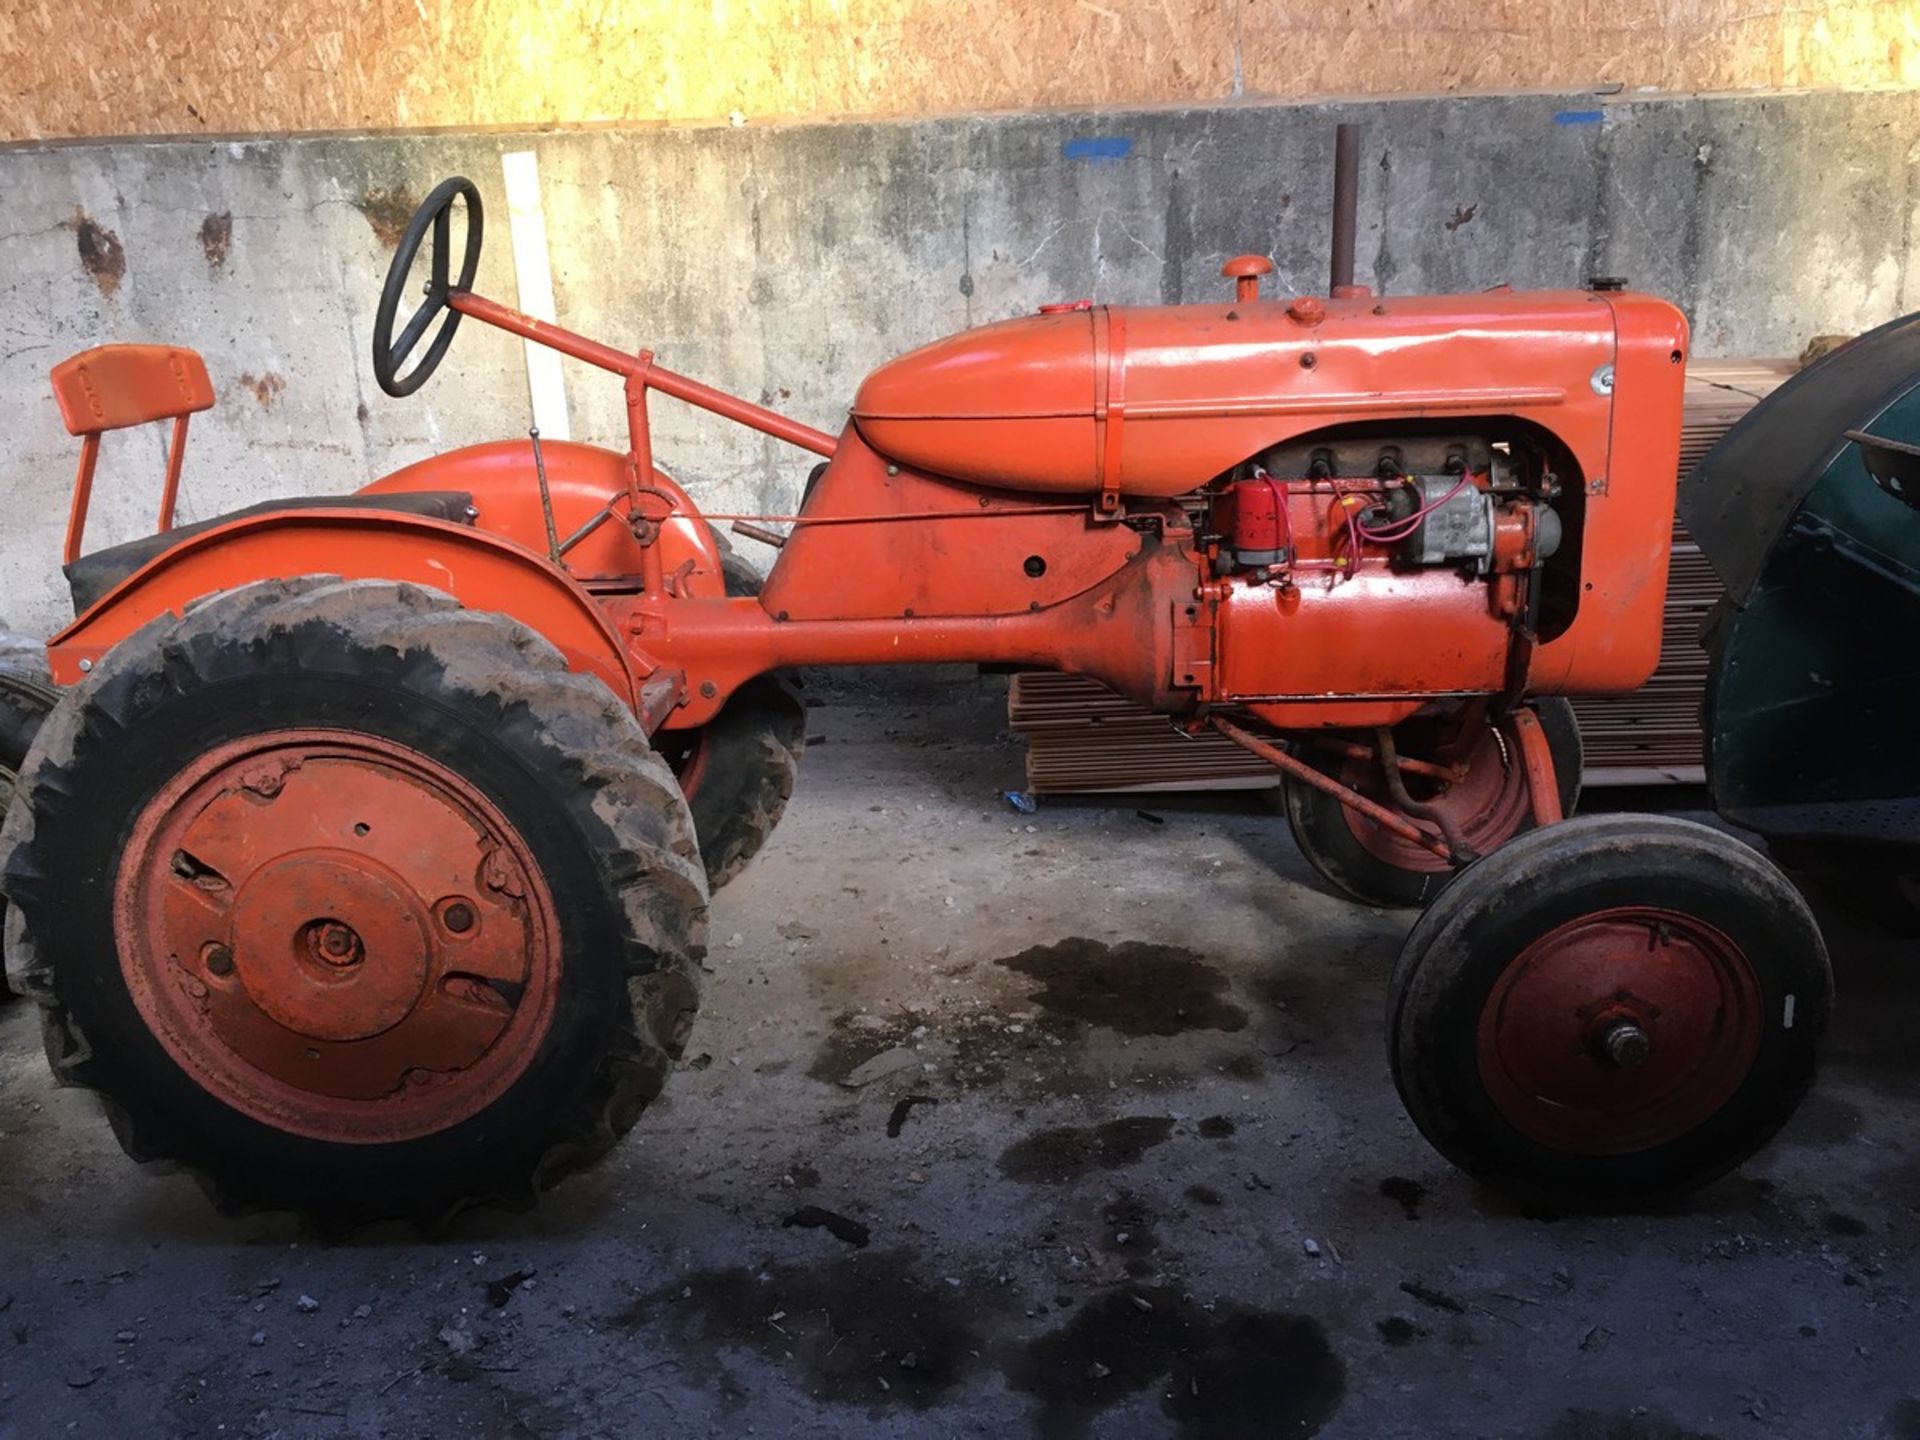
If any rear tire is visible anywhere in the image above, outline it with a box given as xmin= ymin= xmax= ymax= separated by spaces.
xmin=0 ymin=578 xmax=707 ymax=1225
xmin=0 ymin=635 xmax=57 ymax=1001
xmin=657 ymin=539 xmax=806 ymax=889
xmin=1285 ymin=699 xmax=1582 ymax=909
xmin=1388 ymin=814 xmax=1830 ymax=1203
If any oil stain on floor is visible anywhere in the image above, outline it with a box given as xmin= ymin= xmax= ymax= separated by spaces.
xmin=805 ymin=937 xmax=1260 ymax=1098
xmin=1007 ymin=1286 xmax=1345 ymax=1438
xmin=997 ymin=937 xmax=1250 ymax=1036
xmin=805 ymin=1004 xmax=1084 ymax=1094
xmin=998 ymin=1116 xmax=1176 ymax=1183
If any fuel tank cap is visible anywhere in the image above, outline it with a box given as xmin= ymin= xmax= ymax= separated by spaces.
xmin=1221 ymin=254 xmax=1275 ymax=302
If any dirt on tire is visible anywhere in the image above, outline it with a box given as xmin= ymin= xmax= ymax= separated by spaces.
xmin=0 ymin=577 xmax=708 ymax=1226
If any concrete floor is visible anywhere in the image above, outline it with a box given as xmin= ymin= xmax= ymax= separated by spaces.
xmin=0 ymin=690 xmax=1915 ymax=1440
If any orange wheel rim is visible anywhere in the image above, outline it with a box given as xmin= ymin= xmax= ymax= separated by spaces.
xmin=114 ymin=730 xmax=562 ymax=1144
xmin=1341 ymin=724 xmax=1531 ymax=872
xmin=1475 ymin=906 xmax=1764 ymax=1155
xmin=656 ymin=728 xmax=712 ymax=799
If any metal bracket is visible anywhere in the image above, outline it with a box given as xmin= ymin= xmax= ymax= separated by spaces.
xmin=1170 ymin=600 xmax=1215 ymax=693
xmin=529 ymin=426 xmax=562 ymax=564
xmin=636 ymin=666 xmax=688 ymax=732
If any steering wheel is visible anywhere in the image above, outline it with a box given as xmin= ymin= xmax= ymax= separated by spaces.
xmin=372 ymin=177 xmax=484 ymax=398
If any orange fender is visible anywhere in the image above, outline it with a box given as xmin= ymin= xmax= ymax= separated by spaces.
xmin=47 ymin=511 xmax=637 ymax=704
xmin=362 ymin=439 xmax=730 ymax=598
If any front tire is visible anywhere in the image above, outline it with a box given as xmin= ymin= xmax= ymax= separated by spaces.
xmin=1388 ymin=814 xmax=1831 ymax=1203
xmin=0 ymin=579 xmax=707 ymax=1225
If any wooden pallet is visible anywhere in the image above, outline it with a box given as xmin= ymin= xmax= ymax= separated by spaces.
xmin=1009 ymin=358 xmax=1799 ymax=794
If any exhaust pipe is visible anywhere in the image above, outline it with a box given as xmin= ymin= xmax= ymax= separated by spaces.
xmin=1330 ymin=123 xmax=1360 ymax=296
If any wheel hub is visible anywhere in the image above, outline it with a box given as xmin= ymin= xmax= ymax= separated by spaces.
xmin=311 ymin=920 xmax=364 ymax=966
xmin=230 ymin=853 xmax=429 ymax=1042
xmin=1476 ymin=906 xmax=1763 ymax=1155
xmin=1594 ymin=1015 xmax=1652 ymax=1071
xmin=115 ymin=730 xmax=562 ymax=1144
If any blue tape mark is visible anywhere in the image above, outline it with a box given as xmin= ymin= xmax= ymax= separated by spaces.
xmin=1063 ymin=136 xmax=1133 ymax=161
xmin=1555 ymin=110 xmax=1605 ymax=126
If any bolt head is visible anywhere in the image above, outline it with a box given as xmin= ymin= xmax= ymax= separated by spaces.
xmin=1601 ymin=1020 xmax=1652 ymax=1070
xmin=442 ymin=901 xmax=476 ymax=935
xmin=307 ymin=920 xmax=364 ymax=967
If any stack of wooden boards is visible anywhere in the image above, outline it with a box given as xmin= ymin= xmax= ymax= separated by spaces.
xmin=1008 ymin=358 xmax=1799 ymax=794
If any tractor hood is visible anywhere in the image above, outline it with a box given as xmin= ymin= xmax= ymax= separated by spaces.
xmin=850 ymin=290 xmax=1643 ymax=499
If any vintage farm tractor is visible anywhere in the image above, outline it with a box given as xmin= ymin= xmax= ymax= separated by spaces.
xmin=0 ymin=166 xmax=1831 ymax=1223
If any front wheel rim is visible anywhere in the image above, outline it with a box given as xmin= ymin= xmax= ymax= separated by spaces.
xmin=114 ymin=730 xmax=563 ymax=1144
xmin=1475 ymin=905 xmax=1765 ymax=1155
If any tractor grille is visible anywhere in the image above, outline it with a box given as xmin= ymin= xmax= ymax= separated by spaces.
xmin=1008 ymin=358 xmax=1797 ymax=794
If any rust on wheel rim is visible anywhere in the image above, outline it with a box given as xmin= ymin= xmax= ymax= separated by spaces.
xmin=1475 ymin=906 xmax=1764 ymax=1155
xmin=114 ymin=730 xmax=561 ymax=1144
xmin=1342 ymin=724 xmax=1529 ymax=872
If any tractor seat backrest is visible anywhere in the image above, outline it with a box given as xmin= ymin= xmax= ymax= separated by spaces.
xmin=49 ymin=343 xmax=219 ymax=568
xmin=50 ymin=344 xmax=214 ymax=435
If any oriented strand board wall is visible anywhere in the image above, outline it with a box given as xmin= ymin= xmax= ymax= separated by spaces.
xmin=2 ymin=0 xmax=1916 ymax=142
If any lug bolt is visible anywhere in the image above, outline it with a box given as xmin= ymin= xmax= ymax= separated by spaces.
xmin=443 ymin=901 xmax=476 ymax=935
xmin=1599 ymin=1019 xmax=1652 ymax=1070
xmin=309 ymin=920 xmax=364 ymax=967
xmin=237 ymin=763 xmax=285 ymax=798
xmin=205 ymin=944 xmax=234 ymax=977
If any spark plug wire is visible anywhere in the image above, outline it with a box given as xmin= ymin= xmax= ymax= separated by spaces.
xmin=1250 ymin=466 xmax=1295 ymax=566
xmin=1355 ymin=469 xmax=1478 ymax=544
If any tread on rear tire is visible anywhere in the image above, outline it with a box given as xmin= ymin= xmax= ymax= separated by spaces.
xmin=660 ymin=539 xmax=805 ymax=889
xmin=0 ymin=636 xmax=57 ymax=1002
xmin=0 ymin=578 xmax=707 ymax=1226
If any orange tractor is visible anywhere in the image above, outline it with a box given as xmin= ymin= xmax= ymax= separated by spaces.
xmin=0 ymin=159 xmax=1830 ymax=1223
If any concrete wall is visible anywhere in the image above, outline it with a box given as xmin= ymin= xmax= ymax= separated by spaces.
xmin=1 ymin=89 xmax=1915 ymax=636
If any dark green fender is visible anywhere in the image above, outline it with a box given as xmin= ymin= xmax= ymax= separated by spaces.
xmin=1682 ymin=311 xmax=1920 ymax=851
